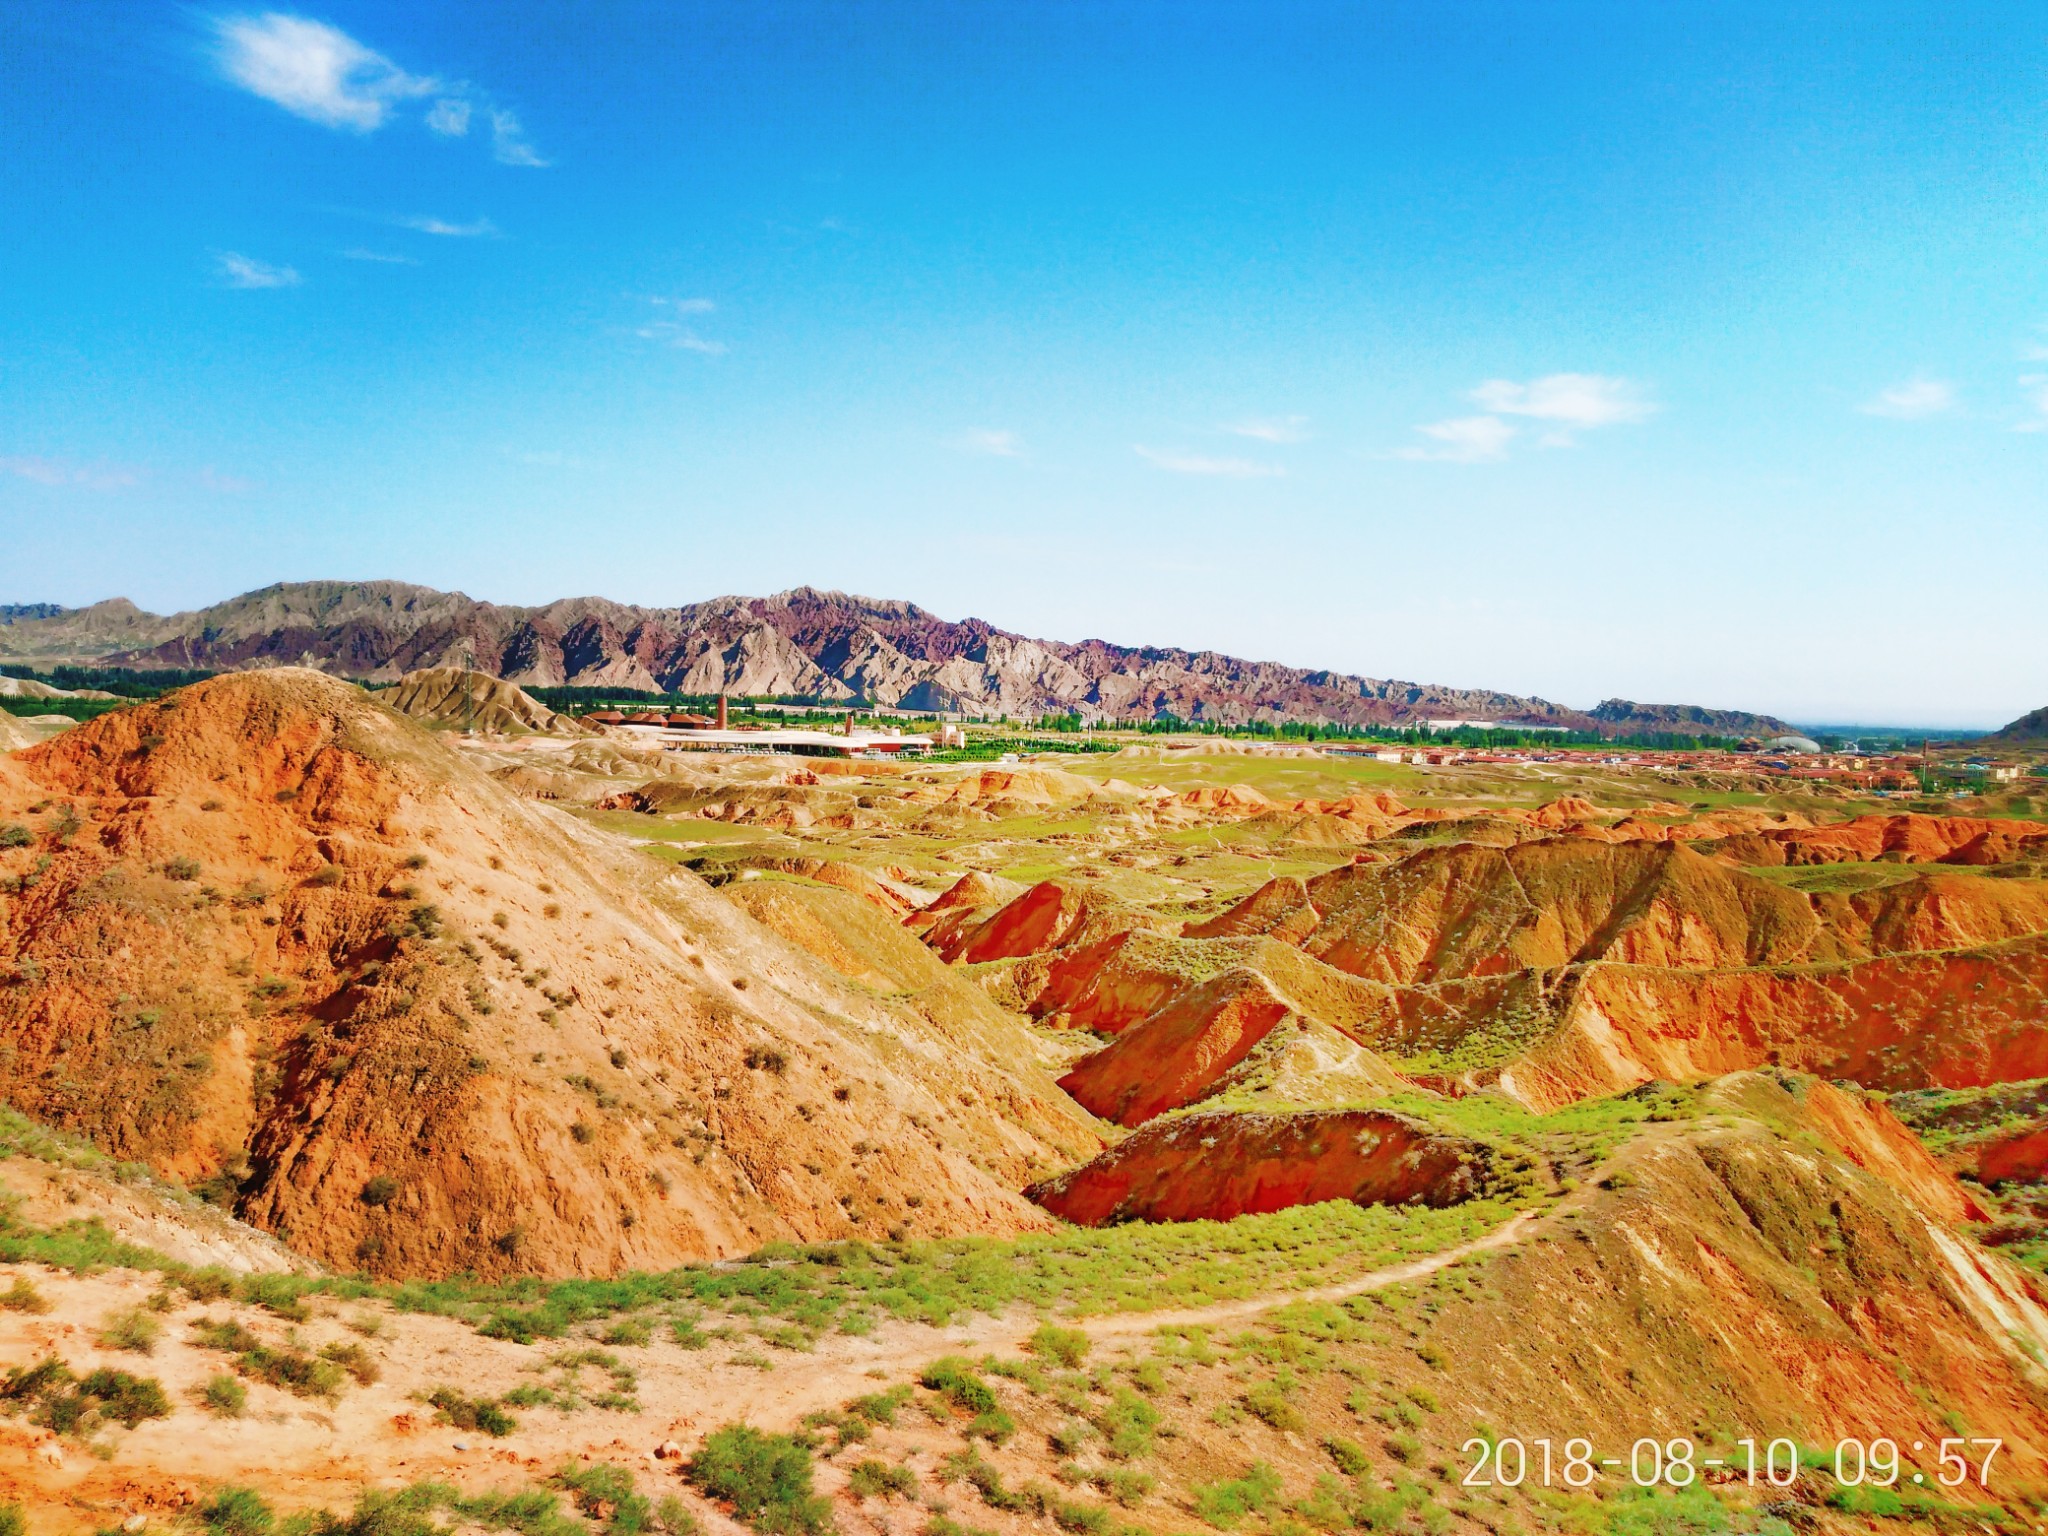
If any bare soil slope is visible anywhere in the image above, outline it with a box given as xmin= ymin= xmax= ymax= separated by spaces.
xmin=0 ymin=670 xmax=1100 ymax=1278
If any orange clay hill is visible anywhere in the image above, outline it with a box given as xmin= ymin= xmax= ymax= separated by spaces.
xmin=0 ymin=669 xmax=1102 ymax=1279
xmin=11 ymin=692 xmax=2048 ymax=1527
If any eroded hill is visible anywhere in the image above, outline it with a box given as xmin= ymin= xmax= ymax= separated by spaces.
xmin=0 ymin=670 xmax=1101 ymax=1278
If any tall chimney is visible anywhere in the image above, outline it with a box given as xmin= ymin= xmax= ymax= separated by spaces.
xmin=716 ymin=694 xmax=728 ymax=730
xmin=844 ymin=710 xmax=855 ymax=736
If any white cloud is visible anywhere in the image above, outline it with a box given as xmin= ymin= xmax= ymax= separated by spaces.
xmin=1134 ymin=446 xmax=1284 ymax=478
xmin=1470 ymin=373 xmax=1657 ymax=429
xmin=1859 ymin=377 xmax=1957 ymax=420
xmin=426 ymin=98 xmax=471 ymax=137
xmin=1394 ymin=416 xmax=1516 ymax=463
xmin=489 ymin=109 xmax=549 ymax=168
xmin=649 ymin=295 xmax=716 ymax=314
xmin=958 ymin=429 xmax=1023 ymax=458
xmin=212 ymin=13 xmax=436 ymax=131
xmin=340 ymin=247 xmax=418 ymax=264
xmin=1225 ymin=416 xmax=1309 ymax=443
xmin=215 ymin=251 xmax=301 ymax=288
xmin=396 ymin=215 xmax=499 ymax=238
xmin=1 ymin=456 xmax=142 ymax=491
xmin=210 ymin=12 xmax=547 ymax=164
xmin=635 ymin=321 xmax=726 ymax=355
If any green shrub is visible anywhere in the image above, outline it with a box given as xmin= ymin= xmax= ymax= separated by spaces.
xmin=202 ymin=1373 xmax=248 ymax=1418
xmin=603 ymin=1316 xmax=654 ymax=1347
xmin=1027 ymin=1324 xmax=1090 ymax=1369
xmin=181 ymin=1266 xmax=237 ymax=1302
xmin=846 ymin=1385 xmax=911 ymax=1425
xmin=360 ymin=1175 xmax=400 ymax=1208
xmin=321 ymin=1341 xmax=380 ymax=1386
xmin=1193 ymin=1463 xmax=1283 ymax=1530
xmin=1324 ymin=1437 xmax=1371 ymax=1477
xmin=199 ymin=1486 xmax=276 ymax=1536
xmin=919 ymin=1357 xmax=999 ymax=1414
xmin=655 ymin=1495 xmax=699 ymax=1535
xmin=0 ymin=825 xmax=30 ymax=850
xmin=688 ymin=1425 xmax=830 ymax=1535
xmin=847 ymin=1460 xmax=918 ymax=1500
xmin=429 ymin=1386 xmax=517 ymax=1436
xmin=1094 ymin=1467 xmax=1154 ymax=1507
xmin=556 ymin=1463 xmax=653 ymax=1536
xmin=27 ymin=1366 xmax=173 ymax=1432
xmin=1245 ymin=1379 xmax=1304 ymax=1433
xmin=0 ymin=1503 xmax=22 ymax=1536
xmin=0 ymin=1278 xmax=48 ymax=1314
xmin=1096 ymin=1387 xmax=1159 ymax=1459
xmin=98 ymin=1306 xmax=163 ymax=1354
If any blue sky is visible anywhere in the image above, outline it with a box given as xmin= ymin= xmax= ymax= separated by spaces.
xmin=2 ymin=2 xmax=2043 ymax=725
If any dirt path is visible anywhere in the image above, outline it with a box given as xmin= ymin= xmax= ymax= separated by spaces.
xmin=632 ymin=1207 xmax=1554 ymax=1442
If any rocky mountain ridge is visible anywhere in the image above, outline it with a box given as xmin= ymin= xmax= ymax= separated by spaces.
xmin=0 ymin=580 xmax=1792 ymax=732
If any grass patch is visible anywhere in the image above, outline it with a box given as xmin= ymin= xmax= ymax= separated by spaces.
xmin=688 ymin=1425 xmax=831 ymax=1535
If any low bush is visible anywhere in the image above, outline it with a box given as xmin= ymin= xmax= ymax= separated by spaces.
xmin=688 ymin=1424 xmax=830 ymax=1535
xmin=199 ymin=1486 xmax=275 ymax=1536
xmin=98 ymin=1306 xmax=163 ymax=1354
xmin=429 ymin=1386 xmax=517 ymax=1436
xmin=920 ymin=1356 xmax=1014 ymax=1443
xmin=0 ymin=1278 xmax=48 ymax=1314
xmin=847 ymin=1459 xmax=918 ymax=1500
xmin=1192 ymin=1463 xmax=1283 ymax=1530
xmin=1096 ymin=1388 xmax=1158 ymax=1459
xmin=1027 ymin=1324 xmax=1090 ymax=1368
xmin=1324 ymin=1437 xmax=1371 ymax=1477
xmin=2 ymin=1358 xmax=172 ymax=1434
xmin=556 ymin=1463 xmax=653 ymax=1535
xmin=202 ymin=1373 xmax=249 ymax=1418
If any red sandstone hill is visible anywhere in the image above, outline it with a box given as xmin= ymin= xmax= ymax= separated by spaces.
xmin=0 ymin=670 xmax=1101 ymax=1278
xmin=909 ymin=834 xmax=2048 ymax=1137
xmin=0 ymin=579 xmax=1785 ymax=732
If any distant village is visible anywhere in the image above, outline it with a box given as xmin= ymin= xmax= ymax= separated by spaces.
xmin=559 ymin=693 xmax=2042 ymax=791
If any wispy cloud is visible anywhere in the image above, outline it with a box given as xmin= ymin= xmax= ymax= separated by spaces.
xmin=395 ymin=214 xmax=499 ymax=238
xmin=340 ymin=247 xmax=418 ymax=265
xmin=1470 ymin=373 xmax=1657 ymax=435
xmin=1390 ymin=373 xmax=1653 ymax=462
xmin=214 ymin=251 xmax=300 ymax=289
xmin=1224 ymin=416 xmax=1310 ymax=443
xmin=1 ymin=456 xmax=143 ymax=491
xmin=209 ymin=12 xmax=547 ymax=164
xmin=634 ymin=321 xmax=726 ymax=355
xmin=629 ymin=296 xmax=724 ymax=354
xmin=488 ymin=109 xmax=548 ymax=168
xmin=198 ymin=467 xmax=255 ymax=493
xmin=1393 ymin=416 xmax=1516 ymax=463
xmin=1134 ymin=446 xmax=1284 ymax=478
xmin=425 ymin=98 xmax=471 ymax=137
xmin=1859 ymin=377 xmax=1956 ymax=420
xmin=957 ymin=429 xmax=1023 ymax=458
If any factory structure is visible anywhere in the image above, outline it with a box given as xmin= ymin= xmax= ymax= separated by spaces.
xmin=587 ymin=694 xmax=960 ymax=758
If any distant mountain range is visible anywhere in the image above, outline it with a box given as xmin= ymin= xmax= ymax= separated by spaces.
xmin=0 ymin=580 xmax=1793 ymax=734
